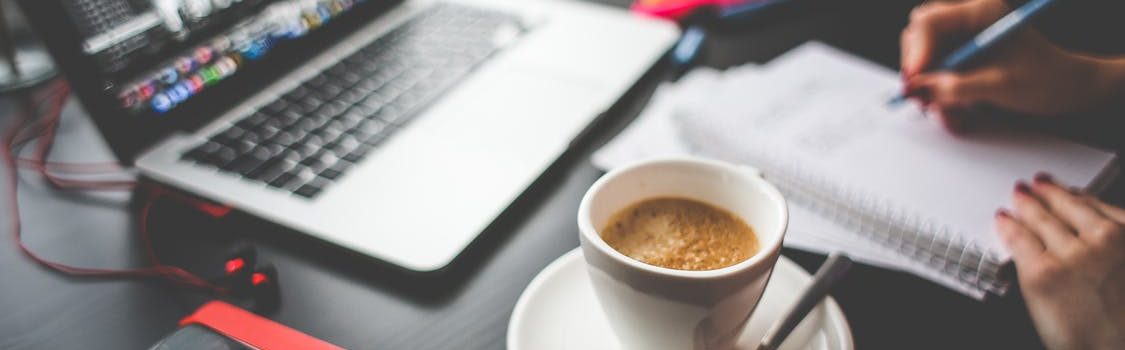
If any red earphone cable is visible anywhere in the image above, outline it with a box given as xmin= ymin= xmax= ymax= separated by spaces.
xmin=3 ymin=81 xmax=225 ymax=293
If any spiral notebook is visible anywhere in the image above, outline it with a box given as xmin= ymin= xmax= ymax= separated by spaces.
xmin=673 ymin=42 xmax=1120 ymax=299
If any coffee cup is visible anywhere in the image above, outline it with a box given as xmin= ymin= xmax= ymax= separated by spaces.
xmin=577 ymin=157 xmax=788 ymax=350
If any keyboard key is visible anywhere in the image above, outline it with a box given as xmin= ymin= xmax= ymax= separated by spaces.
xmin=298 ymin=97 xmax=325 ymax=114
xmin=298 ymin=158 xmax=327 ymax=174
xmin=247 ymin=158 xmax=289 ymax=182
xmin=341 ymin=147 xmax=369 ymax=163
xmin=305 ymin=75 xmax=329 ymax=89
xmin=336 ymin=89 xmax=367 ymax=105
xmin=352 ymin=78 xmax=383 ymax=94
xmin=283 ymin=86 xmax=311 ymax=102
xmin=213 ymin=126 xmax=247 ymax=143
xmin=274 ymin=149 xmax=304 ymax=164
xmin=338 ymin=73 xmax=362 ymax=86
xmin=326 ymin=65 xmax=350 ymax=78
xmin=328 ymin=135 xmax=361 ymax=157
xmin=315 ymin=101 xmax=348 ymax=119
xmin=286 ymin=118 xmax=318 ymax=134
xmin=294 ymin=177 xmax=331 ymax=198
xmin=298 ymin=151 xmax=333 ymax=171
xmin=268 ymin=172 xmax=301 ymax=190
xmin=252 ymin=124 xmax=281 ymax=140
xmin=318 ymin=167 xmax=343 ymax=180
xmin=371 ymin=106 xmax=405 ymax=124
xmin=262 ymin=99 xmax=288 ymax=115
xmin=355 ymin=117 xmax=389 ymax=134
xmin=183 ymin=148 xmax=210 ymax=163
xmin=275 ymin=110 xmax=302 ymax=126
xmin=192 ymin=141 xmax=219 ymax=153
xmin=227 ymin=147 xmax=273 ymax=174
xmin=322 ymin=159 xmax=353 ymax=176
xmin=335 ymin=112 xmax=365 ymax=130
xmin=294 ymin=184 xmax=324 ymax=198
xmin=289 ymin=143 xmax=320 ymax=159
xmin=226 ymin=156 xmax=266 ymax=176
xmin=313 ymin=127 xmax=344 ymax=143
xmin=237 ymin=112 xmax=271 ymax=129
xmin=260 ymin=115 xmax=287 ymax=131
xmin=313 ymin=84 xmax=343 ymax=100
xmin=358 ymin=92 xmax=391 ymax=109
xmin=269 ymin=130 xmax=300 ymax=147
xmin=292 ymin=167 xmax=318 ymax=183
xmin=255 ymin=143 xmax=286 ymax=159
xmin=209 ymin=147 xmax=238 ymax=166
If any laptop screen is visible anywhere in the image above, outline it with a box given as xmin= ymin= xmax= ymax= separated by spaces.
xmin=22 ymin=0 xmax=386 ymax=160
xmin=66 ymin=0 xmax=368 ymax=116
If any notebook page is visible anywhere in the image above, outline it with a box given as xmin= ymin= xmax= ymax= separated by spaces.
xmin=674 ymin=42 xmax=1118 ymax=297
xmin=752 ymin=43 xmax=1117 ymax=259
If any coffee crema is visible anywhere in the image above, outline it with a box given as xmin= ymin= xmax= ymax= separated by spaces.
xmin=600 ymin=197 xmax=759 ymax=271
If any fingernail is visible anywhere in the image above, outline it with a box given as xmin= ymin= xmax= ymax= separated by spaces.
xmin=1033 ymin=172 xmax=1054 ymax=184
xmin=995 ymin=209 xmax=1010 ymax=218
xmin=1015 ymin=181 xmax=1031 ymax=194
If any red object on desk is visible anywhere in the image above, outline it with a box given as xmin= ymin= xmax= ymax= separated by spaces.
xmin=180 ymin=301 xmax=343 ymax=350
xmin=631 ymin=0 xmax=753 ymax=19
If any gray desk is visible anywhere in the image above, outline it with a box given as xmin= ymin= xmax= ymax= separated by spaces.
xmin=2 ymin=0 xmax=1120 ymax=349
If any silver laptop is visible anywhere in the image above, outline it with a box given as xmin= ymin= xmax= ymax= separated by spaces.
xmin=22 ymin=0 xmax=678 ymax=271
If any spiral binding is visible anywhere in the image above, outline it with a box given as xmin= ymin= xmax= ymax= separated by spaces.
xmin=680 ymin=124 xmax=1011 ymax=297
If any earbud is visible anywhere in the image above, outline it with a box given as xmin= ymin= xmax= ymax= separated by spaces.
xmin=209 ymin=243 xmax=280 ymax=312
xmin=248 ymin=264 xmax=280 ymax=312
xmin=221 ymin=244 xmax=258 ymax=292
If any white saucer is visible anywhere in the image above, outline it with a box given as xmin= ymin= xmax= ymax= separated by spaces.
xmin=508 ymin=248 xmax=853 ymax=350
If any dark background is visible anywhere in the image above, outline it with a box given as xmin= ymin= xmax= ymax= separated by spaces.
xmin=2 ymin=0 xmax=1121 ymax=349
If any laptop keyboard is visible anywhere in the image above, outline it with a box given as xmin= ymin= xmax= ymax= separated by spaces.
xmin=182 ymin=4 xmax=524 ymax=198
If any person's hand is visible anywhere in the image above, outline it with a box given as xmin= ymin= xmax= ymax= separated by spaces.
xmin=994 ymin=174 xmax=1125 ymax=349
xmin=899 ymin=0 xmax=1125 ymax=132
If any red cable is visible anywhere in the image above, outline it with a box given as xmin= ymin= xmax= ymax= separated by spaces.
xmin=11 ymin=81 xmax=128 ymax=174
xmin=2 ymin=82 xmax=225 ymax=293
xmin=18 ymin=83 xmax=135 ymax=190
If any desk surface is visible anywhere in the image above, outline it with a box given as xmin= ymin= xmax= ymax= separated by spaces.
xmin=2 ymin=0 xmax=1115 ymax=349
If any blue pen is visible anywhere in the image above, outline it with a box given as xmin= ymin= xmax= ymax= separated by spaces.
xmin=888 ymin=0 xmax=1059 ymax=105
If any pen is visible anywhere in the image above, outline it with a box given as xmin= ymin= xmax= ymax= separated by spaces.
xmin=755 ymin=252 xmax=853 ymax=350
xmin=888 ymin=0 xmax=1059 ymax=105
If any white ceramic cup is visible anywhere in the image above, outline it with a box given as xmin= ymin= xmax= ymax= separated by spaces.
xmin=578 ymin=157 xmax=788 ymax=350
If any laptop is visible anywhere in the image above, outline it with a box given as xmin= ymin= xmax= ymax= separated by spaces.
xmin=20 ymin=0 xmax=678 ymax=271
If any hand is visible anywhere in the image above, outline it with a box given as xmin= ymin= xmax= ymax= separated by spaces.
xmin=995 ymin=174 xmax=1125 ymax=349
xmin=899 ymin=0 xmax=1125 ymax=133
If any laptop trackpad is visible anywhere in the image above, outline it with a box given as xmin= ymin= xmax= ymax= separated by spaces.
xmin=316 ymin=69 xmax=605 ymax=270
